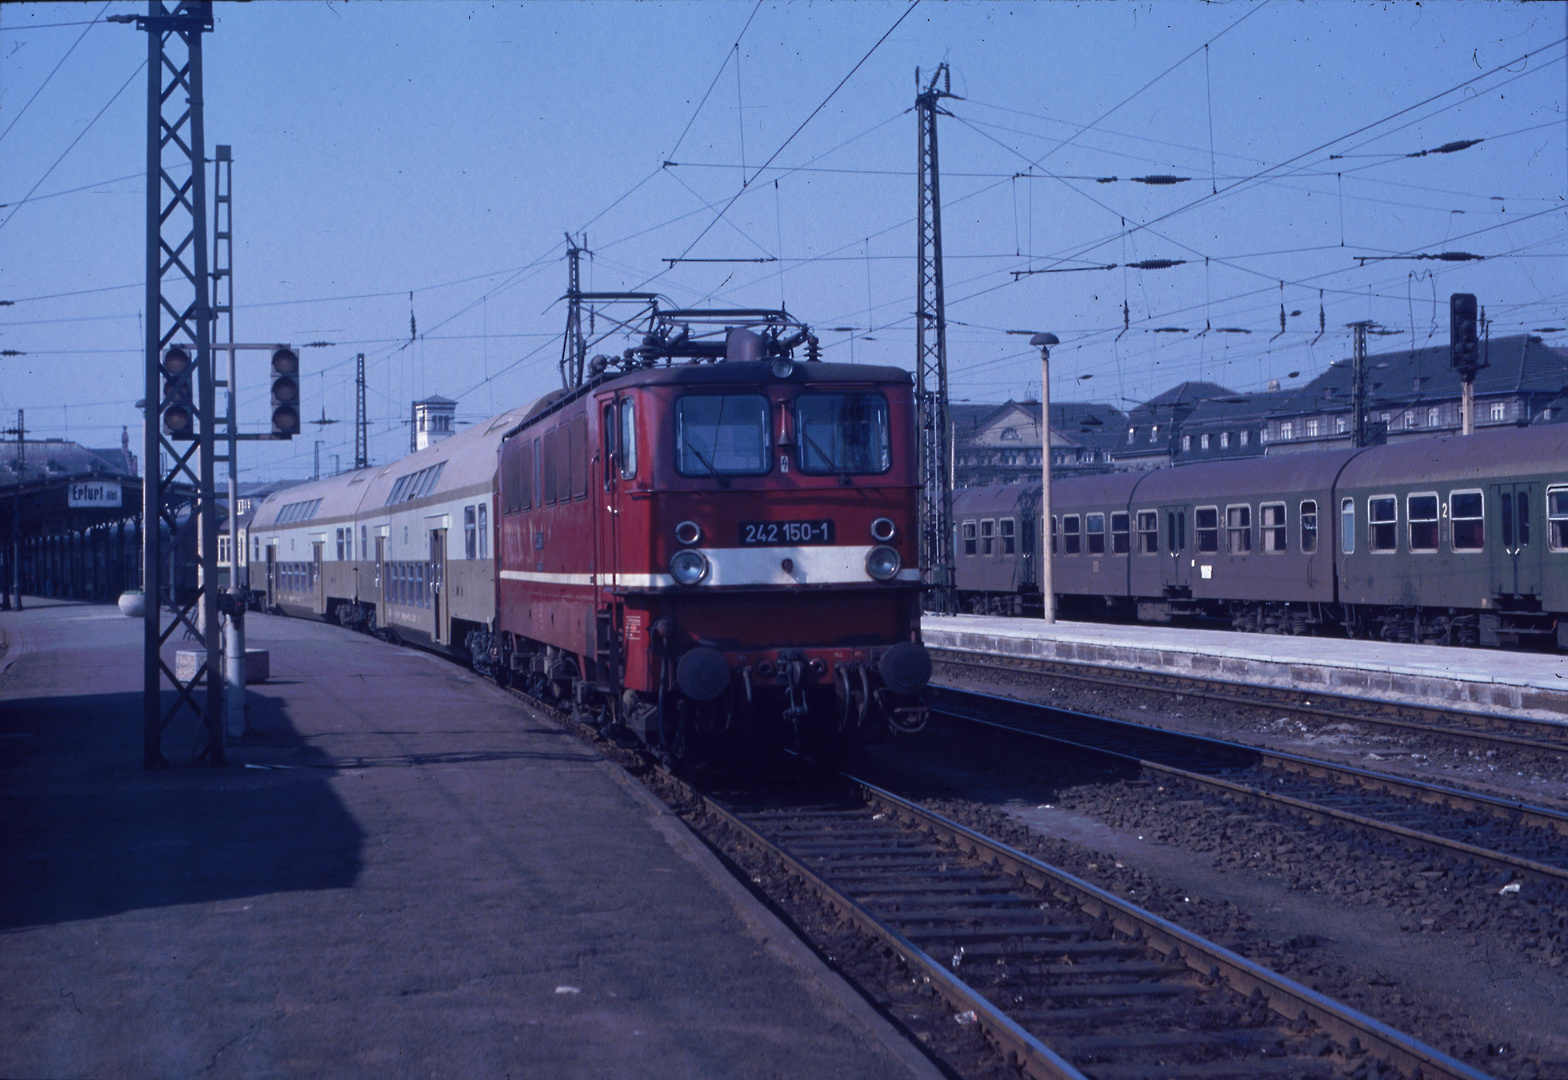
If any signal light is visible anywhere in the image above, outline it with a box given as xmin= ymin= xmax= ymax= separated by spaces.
xmin=270 ymin=347 xmax=300 ymax=438
xmin=1450 ymin=293 xmax=1480 ymax=373
xmin=161 ymin=344 xmax=196 ymax=440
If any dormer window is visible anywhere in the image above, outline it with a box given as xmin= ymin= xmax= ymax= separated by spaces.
xmin=1000 ymin=426 xmax=1020 ymax=441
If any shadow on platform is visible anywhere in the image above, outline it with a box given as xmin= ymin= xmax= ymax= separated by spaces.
xmin=0 ymin=687 xmax=364 ymax=933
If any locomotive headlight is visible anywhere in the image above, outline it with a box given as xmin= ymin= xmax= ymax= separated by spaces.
xmin=769 ymin=357 xmax=796 ymax=379
xmin=870 ymin=517 xmax=896 ymax=542
xmin=865 ymin=545 xmax=901 ymax=581
xmin=669 ymin=548 xmax=710 ymax=585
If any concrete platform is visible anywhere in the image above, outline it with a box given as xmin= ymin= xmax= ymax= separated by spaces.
xmin=924 ymin=614 xmax=1568 ymax=724
xmin=0 ymin=599 xmax=941 ymax=1080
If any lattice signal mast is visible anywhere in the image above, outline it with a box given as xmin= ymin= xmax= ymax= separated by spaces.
xmin=915 ymin=64 xmax=960 ymax=614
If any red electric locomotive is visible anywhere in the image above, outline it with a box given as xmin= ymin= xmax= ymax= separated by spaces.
xmin=484 ymin=309 xmax=931 ymax=759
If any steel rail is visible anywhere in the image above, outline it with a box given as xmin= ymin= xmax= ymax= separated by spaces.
xmin=844 ymin=777 xmax=1496 ymax=1080
xmin=698 ymin=766 xmax=1499 ymax=1080
xmin=937 ymin=686 xmax=1568 ymax=887
xmin=930 ymin=647 xmax=1568 ymax=756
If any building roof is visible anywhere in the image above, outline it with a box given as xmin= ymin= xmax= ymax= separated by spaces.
xmin=1286 ymin=333 xmax=1568 ymax=414
xmin=2 ymin=438 xmax=137 ymax=485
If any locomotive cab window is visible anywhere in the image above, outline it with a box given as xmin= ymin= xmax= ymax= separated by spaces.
xmin=1062 ymin=514 xmax=1081 ymax=555
xmin=1000 ymin=517 xmax=1017 ymax=555
xmin=961 ymin=520 xmax=977 ymax=556
xmin=619 ymin=398 xmax=637 ymax=479
xmin=1226 ymin=505 xmax=1252 ymax=554
xmin=676 ymin=394 xmax=770 ymax=476
xmin=1086 ymin=513 xmax=1106 ymax=555
xmin=796 ymin=393 xmax=891 ymax=475
xmin=1195 ymin=507 xmax=1219 ymax=554
xmin=1450 ymin=491 xmax=1483 ymax=551
xmin=1368 ymin=496 xmax=1397 ymax=553
xmin=1407 ymin=493 xmax=1439 ymax=552
xmin=1136 ymin=510 xmax=1158 ymax=554
xmin=1260 ymin=503 xmax=1286 ymax=553
xmin=1300 ymin=500 xmax=1318 ymax=553
xmin=1110 ymin=512 xmax=1130 ymax=555
xmin=1548 ymin=486 xmax=1568 ymax=552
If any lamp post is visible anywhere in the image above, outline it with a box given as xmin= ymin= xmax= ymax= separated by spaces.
xmin=1030 ymin=332 xmax=1059 ymax=624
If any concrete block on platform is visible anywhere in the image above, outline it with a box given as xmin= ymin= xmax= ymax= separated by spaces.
xmin=173 ymin=647 xmax=270 ymax=684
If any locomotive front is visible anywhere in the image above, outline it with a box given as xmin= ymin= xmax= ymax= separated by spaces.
xmin=492 ymin=311 xmax=930 ymax=760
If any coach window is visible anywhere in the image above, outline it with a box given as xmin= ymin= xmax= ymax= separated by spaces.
xmin=1260 ymin=503 xmax=1287 ymax=553
xmin=619 ymin=399 xmax=638 ymax=479
xmin=980 ymin=519 xmax=996 ymax=556
xmin=1086 ymin=513 xmax=1106 ymax=555
xmin=1447 ymin=492 xmax=1482 ymax=551
xmin=1136 ymin=510 xmax=1158 ymax=554
xmin=464 ymin=506 xmax=477 ymax=560
xmin=1050 ymin=515 xmax=1059 ymax=554
xmin=1226 ymin=505 xmax=1252 ymax=554
xmin=1300 ymin=501 xmax=1318 ymax=553
xmin=1062 ymin=514 xmax=1082 ymax=555
xmin=477 ymin=504 xmax=488 ymax=559
xmin=1407 ymin=494 xmax=1439 ymax=552
xmin=1110 ymin=512 xmax=1130 ymax=554
xmin=1368 ymin=496 xmax=1397 ymax=553
xmin=1548 ymin=487 xmax=1568 ymax=551
xmin=1167 ymin=510 xmax=1185 ymax=553
xmin=677 ymin=394 xmax=771 ymax=476
xmin=1195 ymin=507 xmax=1219 ymax=554
xmin=336 ymin=528 xmax=346 ymax=562
xmin=1000 ymin=517 xmax=1017 ymax=555
xmin=1340 ymin=498 xmax=1355 ymax=554
xmin=961 ymin=521 xmax=977 ymax=556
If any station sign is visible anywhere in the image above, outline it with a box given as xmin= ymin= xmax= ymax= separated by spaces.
xmin=67 ymin=481 xmax=122 ymax=509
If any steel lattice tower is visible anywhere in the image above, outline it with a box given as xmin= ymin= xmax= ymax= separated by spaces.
xmin=915 ymin=65 xmax=958 ymax=615
xmin=132 ymin=1 xmax=221 ymax=768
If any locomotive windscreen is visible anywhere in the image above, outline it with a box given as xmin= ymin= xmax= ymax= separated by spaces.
xmin=797 ymin=393 xmax=890 ymax=475
xmin=676 ymin=394 xmax=770 ymax=475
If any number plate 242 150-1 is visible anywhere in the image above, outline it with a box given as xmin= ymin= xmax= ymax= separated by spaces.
xmin=738 ymin=520 xmax=835 ymax=545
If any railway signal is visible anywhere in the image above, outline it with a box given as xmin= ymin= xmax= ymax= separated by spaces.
xmin=1450 ymin=293 xmax=1480 ymax=373
xmin=270 ymin=347 xmax=300 ymax=438
xmin=161 ymin=345 xmax=196 ymax=439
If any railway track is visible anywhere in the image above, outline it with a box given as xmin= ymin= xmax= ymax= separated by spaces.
xmin=700 ymin=773 xmax=1495 ymax=1080
xmin=933 ymin=686 xmax=1568 ymax=891
xmin=487 ymin=675 xmax=1495 ymax=1079
xmin=930 ymin=648 xmax=1568 ymax=759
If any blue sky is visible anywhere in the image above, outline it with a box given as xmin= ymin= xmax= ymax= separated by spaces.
xmin=1 ymin=1 xmax=1564 ymax=479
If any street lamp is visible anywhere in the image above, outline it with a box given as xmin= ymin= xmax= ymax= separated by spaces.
xmin=1030 ymin=332 xmax=1059 ymax=624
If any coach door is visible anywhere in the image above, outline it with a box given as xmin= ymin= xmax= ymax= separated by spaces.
xmin=374 ymin=534 xmax=386 ymax=627
xmin=311 ymin=541 xmax=325 ymax=614
xmin=265 ymin=544 xmax=278 ymax=604
xmin=429 ymin=528 xmax=448 ymax=645
xmin=1162 ymin=505 xmax=1191 ymax=593
xmin=1490 ymin=481 xmax=1542 ymax=598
